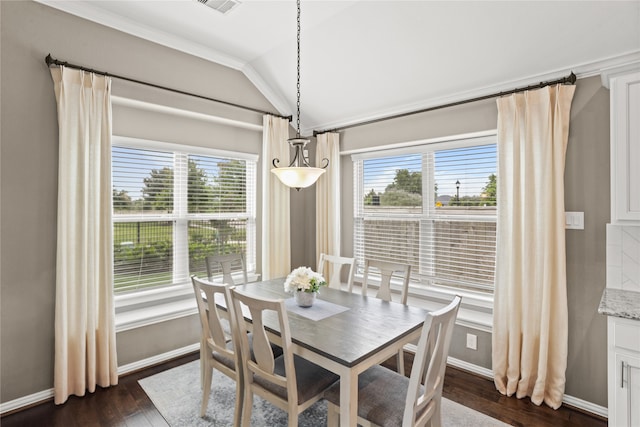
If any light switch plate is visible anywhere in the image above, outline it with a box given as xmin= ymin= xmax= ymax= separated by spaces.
xmin=565 ymin=212 xmax=584 ymax=230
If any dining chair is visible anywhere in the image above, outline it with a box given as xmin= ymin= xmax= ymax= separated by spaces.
xmin=362 ymin=259 xmax=411 ymax=304
xmin=317 ymin=253 xmax=356 ymax=292
xmin=230 ymin=287 xmax=339 ymax=427
xmin=206 ymin=253 xmax=248 ymax=285
xmin=362 ymin=258 xmax=412 ymax=374
xmin=325 ymin=295 xmax=461 ymax=427
xmin=191 ymin=275 xmax=244 ymax=424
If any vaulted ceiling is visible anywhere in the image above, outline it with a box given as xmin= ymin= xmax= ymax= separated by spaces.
xmin=37 ymin=0 xmax=640 ymax=134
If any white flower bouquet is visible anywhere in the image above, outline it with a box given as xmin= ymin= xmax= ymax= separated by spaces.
xmin=284 ymin=266 xmax=327 ymax=293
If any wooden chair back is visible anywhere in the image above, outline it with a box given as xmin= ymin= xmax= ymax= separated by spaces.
xmin=404 ymin=295 xmax=461 ymax=426
xmin=317 ymin=253 xmax=356 ymax=291
xmin=192 ymin=275 xmax=236 ymax=363
xmin=362 ymin=259 xmax=411 ymax=304
xmin=230 ymin=286 xmax=338 ymax=426
xmin=205 ymin=253 xmax=248 ymax=285
xmin=230 ymin=288 xmax=297 ymax=413
xmin=191 ymin=275 xmax=243 ymax=421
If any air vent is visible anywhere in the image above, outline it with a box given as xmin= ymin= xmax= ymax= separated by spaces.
xmin=196 ymin=0 xmax=241 ymax=14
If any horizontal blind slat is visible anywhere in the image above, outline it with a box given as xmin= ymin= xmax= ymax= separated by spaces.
xmin=112 ymin=144 xmax=254 ymax=294
xmin=354 ymin=142 xmax=497 ymax=294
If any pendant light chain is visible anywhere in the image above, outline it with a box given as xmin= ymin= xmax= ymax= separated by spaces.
xmin=296 ymin=0 xmax=301 ymax=138
xmin=269 ymin=0 xmax=329 ymax=191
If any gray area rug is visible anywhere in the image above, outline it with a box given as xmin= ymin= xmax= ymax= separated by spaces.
xmin=139 ymin=360 xmax=511 ymax=426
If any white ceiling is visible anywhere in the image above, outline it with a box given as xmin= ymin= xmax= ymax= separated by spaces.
xmin=38 ymin=0 xmax=640 ymax=134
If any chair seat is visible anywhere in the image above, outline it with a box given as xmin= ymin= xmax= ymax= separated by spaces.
xmin=324 ymin=364 xmax=427 ymax=427
xmin=211 ymin=340 xmax=236 ymax=370
xmin=211 ymin=334 xmax=283 ymax=370
xmin=253 ymin=354 xmax=339 ymax=405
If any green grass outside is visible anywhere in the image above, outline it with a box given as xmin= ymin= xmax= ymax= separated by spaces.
xmin=113 ymin=221 xmax=245 ymax=293
xmin=114 ymin=222 xmax=173 ymax=245
xmin=114 ymin=271 xmax=173 ymax=292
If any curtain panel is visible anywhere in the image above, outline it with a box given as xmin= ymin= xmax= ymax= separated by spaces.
xmin=261 ymin=115 xmax=291 ymax=279
xmin=50 ymin=67 xmax=118 ymax=405
xmin=315 ymin=132 xmax=341 ymax=263
xmin=492 ymin=84 xmax=575 ymax=409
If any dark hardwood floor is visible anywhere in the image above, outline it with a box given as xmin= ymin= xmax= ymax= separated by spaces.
xmin=1 ymin=352 xmax=606 ymax=427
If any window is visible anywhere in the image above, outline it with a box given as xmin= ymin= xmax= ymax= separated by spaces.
xmin=353 ymin=135 xmax=497 ymax=294
xmin=112 ymin=137 xmax=257 ymax=294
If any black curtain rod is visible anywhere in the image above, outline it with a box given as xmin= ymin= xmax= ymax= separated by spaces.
xmin=45 ymin=54 xmax=292 ymax=121
xmin=313 ymin=72 xmax=576 ymax=136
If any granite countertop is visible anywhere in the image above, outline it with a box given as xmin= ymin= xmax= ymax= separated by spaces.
xmin=598 ymin=288 xmax=640 ymax=321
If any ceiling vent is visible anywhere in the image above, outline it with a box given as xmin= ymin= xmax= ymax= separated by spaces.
xmin=196 ymin=0 xmax=241 ymax=15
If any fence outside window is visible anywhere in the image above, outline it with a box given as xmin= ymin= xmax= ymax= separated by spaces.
xmin=353 ymin=137 xmax=497 ymax=294
xmin=112 ymin=139 xmax=257 ymax=293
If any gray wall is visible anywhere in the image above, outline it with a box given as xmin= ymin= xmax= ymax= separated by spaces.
xmin=0 ymin=0 xmax=282 ymax=403
xmin=336 ymin=76 xmax=609 ymax=406
xmin=1 ymin=0 xmax=609 ymax=410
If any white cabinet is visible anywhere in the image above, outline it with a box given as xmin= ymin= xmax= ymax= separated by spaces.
xmin=607 ymin=316 xmax=640 ymax=427
xmin=609 ymin=70 xmax=640 ymax=225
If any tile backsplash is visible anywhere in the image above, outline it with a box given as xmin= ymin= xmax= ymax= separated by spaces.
xmin=607 ymin=224 xmax=640 ymax=291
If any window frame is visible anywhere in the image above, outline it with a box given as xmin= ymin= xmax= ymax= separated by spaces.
xmin=111 ymin=135 xmax=258 ymax=331
xmin=352 ymin=132 xmax=497 ymax=329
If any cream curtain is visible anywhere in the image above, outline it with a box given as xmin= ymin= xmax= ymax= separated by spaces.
xmin=262 ymin=115 xmax=291 ymax=279
xmin=492 ymin=84 xmax=575 ymax=409
xmin=315 ymin=132 xmax=341 ymax=262
xmin=50 ymin=67 xmax=118 ymax=405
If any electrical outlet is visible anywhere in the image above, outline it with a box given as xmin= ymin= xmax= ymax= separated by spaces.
xmin=466 ymin=333 xmax=478 ymax=350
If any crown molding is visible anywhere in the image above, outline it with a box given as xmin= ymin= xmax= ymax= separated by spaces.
xmin=241 ymin=63 xmax=292 ymax=121
xmin=35 ymin=0 xmax=291 ymax=126
xmin=598 ymin=52 xmax=640 ymax=88
xmin=35 ymin=0 xmax=640 ymax=135
xmin=308 ymin=49 xmax=640 ymax=134
xmin=34 ymin=0 xmax=245 ymax=70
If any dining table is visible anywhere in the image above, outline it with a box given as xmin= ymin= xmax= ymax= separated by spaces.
xmin=231 ymin=277 xmax=430 ymax=426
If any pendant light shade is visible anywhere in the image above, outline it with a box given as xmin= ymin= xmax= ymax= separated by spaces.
xmin=271 ymin=0 xmax=328 ymax=191
xmin=271 ymin=166 xmax=325 ymax=189
xmin=272 ymin=137 xmax=327 ymax=189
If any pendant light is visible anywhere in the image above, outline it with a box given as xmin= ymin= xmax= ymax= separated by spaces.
xmin=271 ymin=0 xmax=328 ymax=191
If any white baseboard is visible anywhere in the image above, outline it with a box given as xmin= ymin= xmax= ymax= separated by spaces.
xmin=448 ymin=356 xmax=494 ymax=378
xmin=0 ymin=389 xmax=55 ymax=416
xmin=117 ymin=342 xmax=199 ymax=376
xmin=563 ymin=395 xmax=608 ymax=419
xmin=0 ymin=343 xmax=199 ymax=416
xmin=2 ymin=345 xmax=608 ymax=420
xmin=446 ymin=357 xmax=608 ymax=419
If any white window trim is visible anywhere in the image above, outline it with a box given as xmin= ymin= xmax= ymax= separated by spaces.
xmin=113 ymin=135 xmax=260 ymax=162
xmin=343 ymin=129 xmax=497 ymax=157
xmin=114 ymin=272 xmax=261 ymax=332
xmin=112 ymin=135 xmax=258 ymax=331
xmin=351 ymin=130 xmax=498 ymax=331
xmin=350 ymin=134 xmax=496 ymax=161
xmin=351 ymin=274 xmax=493 ymax=332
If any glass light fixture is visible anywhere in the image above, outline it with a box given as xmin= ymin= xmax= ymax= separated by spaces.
xmin=271 ymin=0 xmax=328 ymax=191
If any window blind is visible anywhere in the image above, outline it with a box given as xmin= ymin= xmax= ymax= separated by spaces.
xmin=112 ymin=146 xmax=174 ymax=214
xmin=187 ymin=155 xmax=247 ymax=214
xmin=354 ymin=142 xmax=497 ymax=293
xmin=112 ymin=142 xmax=256 ymax=293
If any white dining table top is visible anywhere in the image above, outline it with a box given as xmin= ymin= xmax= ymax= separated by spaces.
xmin=232 ymin=277 xmax=429 ymax=368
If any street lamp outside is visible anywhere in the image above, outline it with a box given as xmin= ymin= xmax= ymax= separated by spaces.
xmin=455 ymin=180 xmax=460 ymax=202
